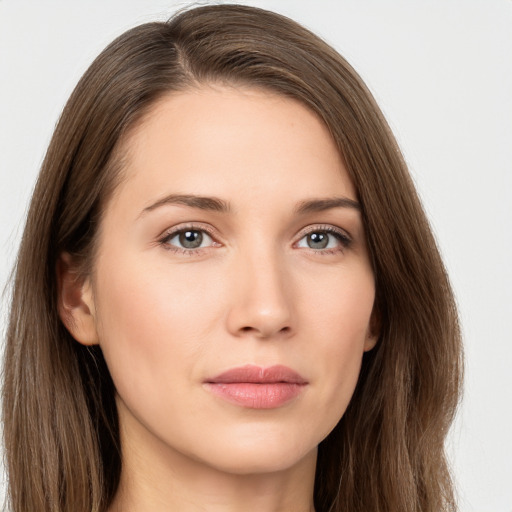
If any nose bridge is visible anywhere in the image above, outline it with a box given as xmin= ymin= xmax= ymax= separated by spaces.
xmin=226 ymin=235 xmax=293 ymax=339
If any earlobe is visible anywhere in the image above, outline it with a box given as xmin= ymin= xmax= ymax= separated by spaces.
xmin=56 ymin=252 xmax=99 ymax=345
xmin=364 ymin=308 xmax=381 ymax=352
xmin=363 ymin=332 xmax=378 ymax=352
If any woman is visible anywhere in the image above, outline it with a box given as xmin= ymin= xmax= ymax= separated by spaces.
xmin=2 ymin=4 xmax=462 ymax=512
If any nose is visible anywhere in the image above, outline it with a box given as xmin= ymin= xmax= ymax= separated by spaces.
xmin=225 ymin=248 xmax=294 ymax=340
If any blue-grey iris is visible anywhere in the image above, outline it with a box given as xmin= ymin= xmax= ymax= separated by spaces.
xmin=179 ymin=230 xmax=203 ymax=249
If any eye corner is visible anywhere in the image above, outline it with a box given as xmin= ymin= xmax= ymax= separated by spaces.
xmin=157 ymin=224 xmax=220 ymax=254
xmin=295 ymin=225 xmax=352 ymax=254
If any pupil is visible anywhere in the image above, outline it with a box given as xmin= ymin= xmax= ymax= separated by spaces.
xmin=179 ymin=230 xmax=203 ymax=249
xmin=308 ymin=232 xmax=328 ymax=249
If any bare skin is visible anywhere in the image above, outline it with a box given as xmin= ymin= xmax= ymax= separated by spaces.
xmin=58 ymin=85 xmax=377 ymax=512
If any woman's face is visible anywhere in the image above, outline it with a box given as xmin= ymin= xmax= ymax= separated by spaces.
xmin=82 ymin=86 xmax=377 ymax=475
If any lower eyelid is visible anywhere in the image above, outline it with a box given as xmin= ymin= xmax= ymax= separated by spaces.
xmin=158 ymin=225 xmax=351 ymax=253
xmin=159 ymin=226 xmax=217 ymax=249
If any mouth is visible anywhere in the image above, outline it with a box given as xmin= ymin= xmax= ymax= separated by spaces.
xmin=203 ymin=364 xmax=308 ymax=409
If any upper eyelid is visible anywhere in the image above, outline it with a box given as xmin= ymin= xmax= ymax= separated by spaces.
xmin=158 ymin=226 xmax=218 ymax=254
xmin=160 ymin=223 xmax=350 ymax=238
xmin=296 ymin=224 xmax=351 ymax=240
xmin=295 ymin=226 xmax=352 ymax=254
xmin=159 ymin=222 xmax=218 ymax=239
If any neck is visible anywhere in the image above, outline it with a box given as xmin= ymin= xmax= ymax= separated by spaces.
xmin=108 ymin=404 xmax=317 ymax=512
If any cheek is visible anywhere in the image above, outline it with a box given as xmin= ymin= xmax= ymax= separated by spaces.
xmin=301 ymin=269 xmax=375 ymax=427
xmin=300 ymin=262 xmax=375 ymax=348
xmin=92 ymin=240 xmax=375 ymax=461
xmin=92 ymin=254 xmax=222 ymax=399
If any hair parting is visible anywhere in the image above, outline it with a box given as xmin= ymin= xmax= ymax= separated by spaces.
xmin=2 ymin=5 xmax=462 ymax=512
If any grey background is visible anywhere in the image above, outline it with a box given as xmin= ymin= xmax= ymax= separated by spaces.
xmin=1 ymin=1 xmax=511 ymax=510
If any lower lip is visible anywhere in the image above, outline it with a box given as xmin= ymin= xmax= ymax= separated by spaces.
xmin=204 ymin=382 xmax=306 ymax=409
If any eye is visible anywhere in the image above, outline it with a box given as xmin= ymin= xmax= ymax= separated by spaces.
xmin=296 ymin=227 xmax=351 ymax=252
xmin=161 ymin=228 xmax=216 ymax=252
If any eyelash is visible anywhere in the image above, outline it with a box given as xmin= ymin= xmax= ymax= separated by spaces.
xmin=296 ymin=225 xmax=352 ymax=255
xmin=158 ymin=224 xmax=218 ymax=256
xmin=158 ymin=223 xmax=352 ymax=256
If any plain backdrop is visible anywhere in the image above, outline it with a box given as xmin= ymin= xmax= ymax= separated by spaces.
xmin=1 ymin=1 xmax=511 ymax=511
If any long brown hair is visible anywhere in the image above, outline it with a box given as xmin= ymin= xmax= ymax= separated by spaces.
xmin=2 ymin=4 xmax=462 ymax=512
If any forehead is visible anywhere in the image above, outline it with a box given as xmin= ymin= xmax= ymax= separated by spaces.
xmin=111 ymin=85 xmax=356 ymax=212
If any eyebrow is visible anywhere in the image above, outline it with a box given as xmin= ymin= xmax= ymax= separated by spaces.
xmin=139 ymin=193 xmax=360 ymax=217
xmin=140 ymin=194 xmax=231 ymax=216
xmin=294 ymin=197 xmax=361 ymax=214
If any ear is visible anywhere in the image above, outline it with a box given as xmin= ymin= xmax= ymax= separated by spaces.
xmin=56 ymin=252 xmax=99 ymax=345
xmin=363 ymin=307 xmax=381 ymax=352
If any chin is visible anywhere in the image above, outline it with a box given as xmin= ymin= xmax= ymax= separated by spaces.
xmin=192 ymin=430 xmax=319 ymax=475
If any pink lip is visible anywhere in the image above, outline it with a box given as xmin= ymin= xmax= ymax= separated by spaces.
xmin=204 ymin=364 xmax=308 ymax=409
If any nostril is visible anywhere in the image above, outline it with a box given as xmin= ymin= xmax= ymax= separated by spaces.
xmin=239 ymin=325 xmax=291 ymax=337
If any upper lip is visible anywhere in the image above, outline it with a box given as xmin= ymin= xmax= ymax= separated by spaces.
xmin=205 ymin=364 xmax=307 ymax=384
